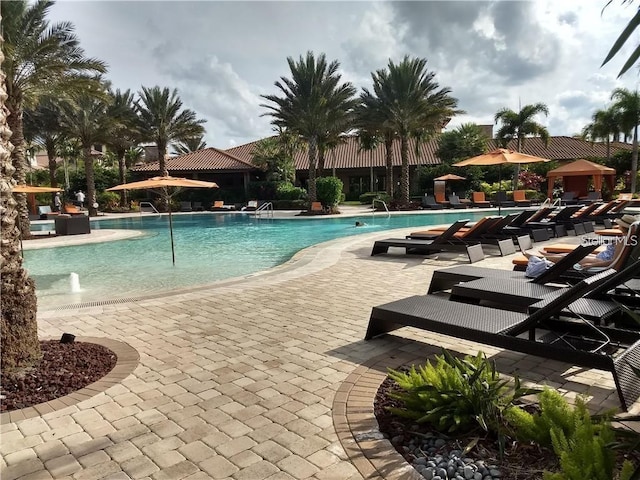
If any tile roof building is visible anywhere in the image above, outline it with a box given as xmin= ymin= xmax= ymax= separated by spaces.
xmin=130 ymin=135 xmax=632 ymax=199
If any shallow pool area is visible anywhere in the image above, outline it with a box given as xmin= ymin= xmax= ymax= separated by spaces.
xmin=26 ymin=210 xmax=504 ymax=308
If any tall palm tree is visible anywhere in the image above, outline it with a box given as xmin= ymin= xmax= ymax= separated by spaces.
xmin=581 ymin=105 xmax=623 ymax=162
xmin=495 ymin=102 xmax=550 ymax=187
xmin=2 ymin=0 xmax=106 ymax=237
xmin=172 ymin=135 xmax=207 ymax=155
xmin=23 ymin=96 xmax=66 ymax=191
xmin=105 ymin=89 xmax=139 ymax=207
xmin=611 ymin=88 xmax=640 ymax=193
xmin=135 ymin=86 xmax=206 ymax=178
xmin=369 ymin=56 xmax=461 ymax=204
xmin=261 ymin=51 xmax=357 ymax=202
xmin=60 ymin=88 xmax=112 ymax=216
xmin=356 ymin=91 xmax=395 ymax=197
xmin=1 ymin=12 xmax=41 ymax=371
xmin=494 ymin=102 xmax=550 ymax=152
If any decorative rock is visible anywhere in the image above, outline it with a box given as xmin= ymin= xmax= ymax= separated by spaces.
xmin=463 ymin=465 xmax=475 ymax=479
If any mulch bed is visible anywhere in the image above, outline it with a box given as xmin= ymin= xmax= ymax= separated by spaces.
xmin=374 ymin=375 xmax=559 ymax=479
xmin=1 ymin=340 xmax=117 ymax=412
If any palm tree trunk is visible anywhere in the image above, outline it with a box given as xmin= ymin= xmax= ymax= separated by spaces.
xmin=0 ymin=32 xmax=41 ymax=372
xmin=84 ymin=146 xmax=97 ymax=216
xmin=317 ymin=146 xmax=325 ymax=178
xmin=632 ymin=125 xmax=638 ymax=194
xmin=400 ymin=134 xmax=409 ymax=204
xmin=46 ymin=140 xmax=58 ymax=188
xmin=308 ymin=137 xmax=318 ymax=202
xmin=384 ymin=134 xmax=393 ymax=197
xmin=117 ymin=150 xmax=127 ymax=207
xmin=6 ymin=98 xmax=31 ymax=239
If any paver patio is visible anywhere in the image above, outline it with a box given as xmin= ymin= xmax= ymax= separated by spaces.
xmin=1 ymin=225 xmax=636 ymax=480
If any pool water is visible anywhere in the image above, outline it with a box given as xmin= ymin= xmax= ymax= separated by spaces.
xmin=25 ymin=210 xmax=501 ymax=307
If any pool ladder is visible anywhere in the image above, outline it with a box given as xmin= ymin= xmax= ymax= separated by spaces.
xmin=255 ymin=202 xmax=273 ymax=218
xmin=372 ymin=199 xmax=390 ymax=218
xmin=139 ymin=201 xmax=159 ymax=214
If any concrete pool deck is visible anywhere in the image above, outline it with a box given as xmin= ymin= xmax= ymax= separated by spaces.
xmin=2 ymin=222 xmax=637 ymax=479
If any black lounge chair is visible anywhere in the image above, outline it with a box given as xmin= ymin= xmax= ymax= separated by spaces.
xmin=560 ymin=191 xmax=579 ymax=205
xmin=365 ymin=269 xmax=640 ymax=410
xmin=427 ymin=244 xmax=597 ymax=294
xmin=448 ymin=194 xmax=468 ymax=209
xmin=421 ymin=195 xmax=440 ymax=210
xmin=494 ymin=191 xmax=515 ymax=207
xmin=371 ymin=220 xmax=485 ymax=263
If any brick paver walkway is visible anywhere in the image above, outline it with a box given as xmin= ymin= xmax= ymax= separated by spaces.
xmin=1 ymin=227 xmax=633 ymax=480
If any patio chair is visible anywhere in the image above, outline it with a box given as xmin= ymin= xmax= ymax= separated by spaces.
xmin=580 ymin=191 xmax=602 ymax=204
xmin=471 ymin=192 xmax=491 ymax=208
xmin=448 ymin=194 xmax=468 ymax=209
xmin=242 ymin=200 xmax=258 ymax=211
xmin=180 ymin=201 xmax=193 ymax=212
xmin=494 ymin=191 xmax=515 ymax=207
xmin=365 ymin=268 xmax=640 ymax=410
xmin=421 ymin=195 xmax=440 ymax=210
xmin=560 ymin=191 xmax=579 ymax=205
xmin=193 ymin=201 xmax=204 ymax=211
xmin=434 ymin=192 xmax=451 ymax=208
xmin=371 ymin=219 xmax=485 ymax=263
xmin=211 ymin=200 xmax=234 ymax=211
xmin=38 ymin=205 xmax=59 ymax=220
xmin=513 ymin=190 xmax=532 ymax=207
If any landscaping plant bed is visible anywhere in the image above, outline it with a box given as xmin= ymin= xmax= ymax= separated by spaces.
xmin=1 ymin=340 xmax=117 ymax=412
xmin=375 ymin=375 xmax=558 ymax=479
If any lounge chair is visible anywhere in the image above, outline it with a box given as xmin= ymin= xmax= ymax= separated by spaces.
xmin=242 ymin=200 xmax=258 ymax=211
xmin=494 ymin=191 xmax=515 ymax=207
xmin=180 ymin=201 xmax=193 ymax=212
xmin=427 ymin=244 xmax=598 ymax=294
xmin=513 ymin=190 xmax=532 ymax=207
xmin=471 ymin=192 xmax=491 ymax=208
xmin=448 ymin=194 xmax=468 ymax=209
xmin=193 ymin=201 xmax=204 ymax=211
xmin=580 ymin=191 xmax=602 ymax=204
xmin=421 ymin=195 xmax=440 ymax=210
xmin=38 ymin=205 xmax=59 ymax=220
xmin=211 ymin=200 xmax=234 ymax=211
xmin=371 ymin=220 xmax=485 ymax=263
xmin=365 ymin=268 xmax=640 ymax=410
xmin=434 ymin=192 xmax=450 ymax=208
xmin=560 ymin=191 xmax=578 ymax=205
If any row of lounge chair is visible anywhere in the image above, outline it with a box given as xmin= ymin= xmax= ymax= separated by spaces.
xmin=179 ymin=201 xmax=236 ymax=212
xmin=421 ymin=191 xmax=533 ymax=209
xmin=372 ymin=202 xmax=635 ymax=264
xmin=365 ymin=223 xmax=640 ymax=410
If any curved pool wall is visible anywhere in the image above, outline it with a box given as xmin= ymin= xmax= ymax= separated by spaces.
xmin=26 ymin=210 xmax=507 ymax=308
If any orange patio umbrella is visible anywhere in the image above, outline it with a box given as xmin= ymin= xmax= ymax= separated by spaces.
xmin=107 ymin=176 xmax=219 ymax=265
xmin=11 ymin=184 xmax=63 ymax=193
xmin=434 ymin=174 xmax=466 ymax=181
xmin=454 ymin=148 xmax=549 ymax=213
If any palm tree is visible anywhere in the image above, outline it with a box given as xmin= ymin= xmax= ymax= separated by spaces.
xmin=581 ymin=106 xmax=623 ymax=162
xmin=135 ymin=86 xmax=206 ymax=177
xmin=2 ymin=0 xmax=106 ymax=237
xmin=611 ymin=88 xmax=640 ymax=193
xmin=495 ymin=102 xmax=550 ymax=187
xmin=356 ymin=91 xmax=395 ymax=197
xmin=23 ymin=96 xmax=66 ymax=191
xmin=105 ymin=89 xmax=139 ymax=207
xmin=601 ymin=1 xmax=640 ymax=77
xmin=1 ymin=14 xmax=41 ymax=371
xmin=60 ymin=89 xmax=112 ymax=216
xmin=172 ymin=135 xmax=207 ymax=155
xmin=357 ymin=131 xmax=381 ymax=193
xmin=494 ymin=103 xmax=550 ymax=151
xmin=261 ymin=51 xmax=357 ymax=202
xmin=368 ymin=56 xmax=461 ymax=204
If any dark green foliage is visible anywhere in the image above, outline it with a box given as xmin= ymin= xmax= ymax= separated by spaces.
xmin=270 ymin=199 xmax=307 ymax=210
xmin=387 ymin=350 xmax=537 ymax=435
xmin=315 ymin=176 xmax=343 ymax=207
xmin=435 ymin=123 xmax=488 ymax=164
xmin=359 ymin=192 xmax=390 ymax=204
xmin=68 ymin=165 xmax=119 ymax=194
xmin=276 ymin=182 xmax=307 ymax=200
xmin=542 ymin=398 xmax=634 ymax=480
xmin=96 ymin=191 xmax=121 ymax=212
xmin=247 ymin=181 xmax=278 ymax=200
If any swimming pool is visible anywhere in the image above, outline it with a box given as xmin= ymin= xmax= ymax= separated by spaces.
xmin=25 ymin=210 xmax=502 ymax=308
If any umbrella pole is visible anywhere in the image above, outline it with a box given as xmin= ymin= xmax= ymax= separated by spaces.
xmin=498 ymin=165 xmax=502 ymax=216
xmin=168 ymin=204 xmax=175 ymax=266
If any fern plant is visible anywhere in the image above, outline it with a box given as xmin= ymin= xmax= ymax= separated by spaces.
xmin=387 ymin=350 xmax=538 ymax=435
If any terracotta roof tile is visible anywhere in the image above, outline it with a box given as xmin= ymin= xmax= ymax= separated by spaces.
xmin=131 ymin=147 xmax=255 ymax=172
xmin=132 ymin=136 xmax=633 ymax=173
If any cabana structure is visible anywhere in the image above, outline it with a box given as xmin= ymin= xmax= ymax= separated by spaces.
xmin=546 ymin=159 xmax=616 ymax=199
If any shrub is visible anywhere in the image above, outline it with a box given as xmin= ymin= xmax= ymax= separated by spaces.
xmin=247 ymin=181 xmax=278 ymax=200
xmin=316 ymin=176 xmax=343 ymax=207
xmin=276 ymin=183 xmax=307 ymax=201
xmin=387 ymin=350 xmax=537 ymax=435
xmin=96 ymin=191 xmax=121 ymax=212
xmin=359 ymin=192 xmax=390 ymax=205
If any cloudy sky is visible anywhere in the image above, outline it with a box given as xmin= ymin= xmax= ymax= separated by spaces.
xmin=49 ymin=0 xmax=640 ymax=149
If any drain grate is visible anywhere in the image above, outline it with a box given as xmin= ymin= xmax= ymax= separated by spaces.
xmin=52 ymin=297 xmax=143 ymax=310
